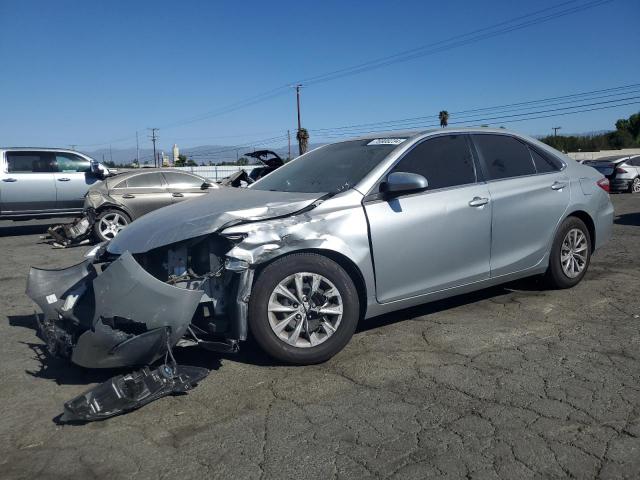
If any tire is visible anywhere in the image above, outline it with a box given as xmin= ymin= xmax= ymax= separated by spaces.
xmin=544 ymin=216 xmax=591 ymax=289
xmin=248 ymin=253 xmax=359 ymax=365
xmin=93 ymin=209 xmax=131 ymax=242
xmin=629 ymin=177 xmax=640 ymax=194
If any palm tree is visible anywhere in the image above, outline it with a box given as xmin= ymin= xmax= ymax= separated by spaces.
xmin=297 ymin=128 xmax=309 ymax=155
xmin=439 ymin=110 xmax=449 ymax=128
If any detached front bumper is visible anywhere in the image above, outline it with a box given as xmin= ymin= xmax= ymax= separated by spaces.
xmin=26 ymin=252 xmax=203 ymax=369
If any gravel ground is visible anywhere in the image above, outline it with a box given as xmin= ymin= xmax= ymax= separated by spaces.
xmin=0 ymin=195 xmax=639 ymax=479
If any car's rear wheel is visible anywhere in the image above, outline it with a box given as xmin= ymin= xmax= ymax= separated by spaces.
xmin=545 ymin=216 xmax=591 ymax=289
xmin=630 ymin=177 xmax=640 ymax=194
xmin=94 ymin=209 xmax=131 ymax=242
xmin=248 ymin=253 xmax=359 ymax=364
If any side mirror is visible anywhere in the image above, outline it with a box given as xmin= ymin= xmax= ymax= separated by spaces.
xmin=380 ymin=172 xmax=428 ymax=195
xmin=90 ymin=161 xmax=109 ymax=179
xmin=201 ymin=180 xmax=218 ymax=190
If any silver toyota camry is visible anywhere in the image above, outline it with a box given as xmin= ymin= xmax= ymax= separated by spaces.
xmin=27 ymin=128 xmax=613 ymax=368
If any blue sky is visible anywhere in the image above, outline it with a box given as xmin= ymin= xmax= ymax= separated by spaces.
xmin=1 ymin=0 xmax=639 ymax=155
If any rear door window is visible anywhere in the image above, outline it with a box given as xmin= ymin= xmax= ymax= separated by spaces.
xmin=125 ymin=172 xmax=167 ymax=188
xmin=473 ymin=135 xmax=536 ymax=180
xmin=6 ymin=152 xmax=56 ymax=173
xmin=390 ymin=134 xmax=476 ymax=190
xmin=162 ymin=172 xmax=203 ymax=188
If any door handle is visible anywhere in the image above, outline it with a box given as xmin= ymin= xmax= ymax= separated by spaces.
xmin=551 ymin=181 xmax=567 ymax=190
xmin=172 ymin=192 xmax=184 ymax=198
xmin=2 ymin=178 xmax=17 ymax=182
xmin=122 ymin=193 xmax=135 ymax=199
xmin=468 ymin=197 xmax=489 ymax=207
xmin=57 ymin=177 xmax=71 ymax=182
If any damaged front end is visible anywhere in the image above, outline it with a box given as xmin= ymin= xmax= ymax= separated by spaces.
xmin=26 ymin=234 xmax=251 ymax=369
xmin=26 ymin=234 xmax=253 ymax=421
xmin=25 ymin=188 xmax=337 ymax=420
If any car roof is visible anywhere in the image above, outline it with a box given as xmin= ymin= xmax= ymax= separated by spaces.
xmin=346 ymin=127 xmax=534 ymax=142
xmin=0 ymin=147 xmax=91 ymax=155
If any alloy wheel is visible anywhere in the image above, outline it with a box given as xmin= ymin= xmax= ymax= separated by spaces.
xmin=560 ymin=228 xmax=588 ymax=278
xmin=98 ymin=212 xmax=128 ymax=239
xmin=267 ymin=272 xmax=343 ymax=348
xmin=632 ymin=177 xmax=640 ymax=193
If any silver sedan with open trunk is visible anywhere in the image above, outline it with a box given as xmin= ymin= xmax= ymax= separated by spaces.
xmin=27 ymin=128 xmax=614 ymax=368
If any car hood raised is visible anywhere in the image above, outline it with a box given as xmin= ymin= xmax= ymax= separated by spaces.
xmin=107 ymin=187 xmax=323 ymax=254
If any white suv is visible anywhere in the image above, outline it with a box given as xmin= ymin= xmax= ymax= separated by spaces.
xmin=0 ymin=148 xmax=109 ymax=219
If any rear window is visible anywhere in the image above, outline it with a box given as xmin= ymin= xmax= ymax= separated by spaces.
xmin=473 ymin=135 xmax=536 ymax=180
xmin=529 ymin=147 xmax=561 ymax=173
xmin=6 ymin=152 xmax=57 ymax=173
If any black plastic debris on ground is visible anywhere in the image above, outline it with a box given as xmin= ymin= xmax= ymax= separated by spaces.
xmin=60 ymin=364 xmax=209 ymax=423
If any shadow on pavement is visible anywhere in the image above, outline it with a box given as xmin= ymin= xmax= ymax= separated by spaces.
xmin=615 ymin=211 xmax=640 ymax=226
xmin=357 ymin=276 xmax=546 ymax=334
xmin=0 ymin=224 xmax=52 ymax=237
xmin=8 ymin=276 xmax=547 ymax=380
xmin=9 ymin=313 xmax=224 ymax=386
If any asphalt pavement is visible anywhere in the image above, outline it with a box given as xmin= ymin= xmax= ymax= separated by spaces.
xmin=1 ymin=195 xmax=639 ymax=479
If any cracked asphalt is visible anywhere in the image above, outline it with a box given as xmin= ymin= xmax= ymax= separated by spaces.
xmin=1 ymin=194 xmax=639 ymax=479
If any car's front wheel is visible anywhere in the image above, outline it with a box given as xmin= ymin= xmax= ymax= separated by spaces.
xmin=248 ymin=253 xmax=359 ymax=364
xmin=545 ymin=216 xmax=591 ymax=289
xmin=94 ymin=209 xmax=131 ymax=242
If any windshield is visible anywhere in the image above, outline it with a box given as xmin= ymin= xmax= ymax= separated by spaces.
xmin=250 ymin=139 xmax=404 ymax=193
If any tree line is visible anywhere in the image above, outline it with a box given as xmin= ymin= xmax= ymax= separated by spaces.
xmin=538 ymin=112 xmax=640 ymax=152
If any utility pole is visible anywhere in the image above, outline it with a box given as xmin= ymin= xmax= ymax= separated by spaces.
xmin=148 ymin=128 xmax=159 ymax=167
xmin=287 ymin=129 xmax=291 ymax=160
xmin=296 ymin=84 xmax=302 ymax=132
xmin=109 ymin=144 xmax=113 ymax=164
xmin=552 ymin=126 xmax=562 ymax=137
xmin=294 ymin=84 xmax=307 ymax=155
xmin=135 ymin=131 xmax=139 ymax=165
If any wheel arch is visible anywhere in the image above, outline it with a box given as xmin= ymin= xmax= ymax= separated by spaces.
xmin=95 ymin=204 xmax=133 ymax=221
xmin=252 ymin=248 xmax=368 ymax=320
xmin=565 ymin=210 xmax=596 ymax=253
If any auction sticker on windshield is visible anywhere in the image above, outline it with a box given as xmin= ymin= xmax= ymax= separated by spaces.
xmin=367 ymin=138 xmax=407 ymax=145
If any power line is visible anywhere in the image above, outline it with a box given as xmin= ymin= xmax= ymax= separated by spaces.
xmin=300 ymin=0 xmax=613 ymax=86
xmin=311 ymin=97 xmax=640 ymax=140
xmin=308 ymin=84 xmax=640 ymax=135
xmin=77 ymin=0 xmax=614 ymax=147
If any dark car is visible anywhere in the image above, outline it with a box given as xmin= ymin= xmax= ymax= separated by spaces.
xmin=583 ymin=155 xmax=640 ymax=193
xmin=85 ymin=169 xmax=216 ymax=241
xmin=218 ymin=150 xmax=285 ymax=187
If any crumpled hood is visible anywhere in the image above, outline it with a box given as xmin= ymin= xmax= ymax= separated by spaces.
xmin=107 ymin=187 xmax=322 ymax=254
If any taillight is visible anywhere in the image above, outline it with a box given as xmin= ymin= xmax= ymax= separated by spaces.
xmin=597 ymin=177 xmax=610 ymax=192
xmin=615 ymin=167 xmax=627 ymax=173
